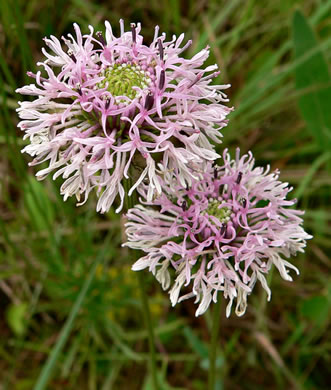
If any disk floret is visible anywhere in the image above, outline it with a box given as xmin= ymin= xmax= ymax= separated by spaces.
xmin=97 ymin=61 xmax=153 ymax=104
xmin=204 ymin=198 xmax=231 ymax=224
xmin=124 ymin=149 xmax=312 ymax=317
xmin=16 ymin=20 xmax=232 ymax=213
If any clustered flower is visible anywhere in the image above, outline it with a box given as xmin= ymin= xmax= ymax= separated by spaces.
xmin=124 ymin=150 xmax=312 ymax=316
xmin=17 ymin=20 xmax=231 ymax=213
xmin=17 ymin=21 xmax=311 ymax=316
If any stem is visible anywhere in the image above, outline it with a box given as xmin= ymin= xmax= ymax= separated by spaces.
xmin=125 ymin=177 xmax=158 ymax=389
xmin=208 ymin=297 xmax=222 ymax=390
xmin=137 ymin=271 xmax=158 ymax=389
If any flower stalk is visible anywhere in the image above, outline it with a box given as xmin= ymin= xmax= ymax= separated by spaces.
xmin=208 ymin=297 xmax=222 ymax=390
xmin=137 ymin=271 xmax=158 ymax=389
xmin=125 ymin=177 xmax=158 ymax=390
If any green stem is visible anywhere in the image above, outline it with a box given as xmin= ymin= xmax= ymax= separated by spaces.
xmin=208 ymin=298 xmax=222 ymax=390
xmin=137 ymin=271 xmax=158 ymax=389
xmin=125 ymin=177 xmax=158 ymax=390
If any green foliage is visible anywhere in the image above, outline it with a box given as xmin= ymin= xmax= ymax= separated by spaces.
xmin=6 ymin=302 xmax=28 ymax=336
xmin=293 ymin=10 xmax=331 ymax=150
xmin=0 ymin=0 xmax=330 ymax=389
xmin=34 ymin=240 xmax=111 ymax=390
xmin=300 ymin=295 xmax=329 ymax=326
xmin=24 ymin=176 xmax=55 ymax=232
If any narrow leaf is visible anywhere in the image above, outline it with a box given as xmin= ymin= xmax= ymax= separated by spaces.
xmin=33 ymin=240 xmax=110 ymax=390
xmin=293 ymin=10 xmax=331 ymax=149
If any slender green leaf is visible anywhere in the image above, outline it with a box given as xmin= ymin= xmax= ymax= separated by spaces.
xmin=293 ymin=10 xmax=331 ymax=149
xmin=24 ymin=176 xmax=55 ymax=232
xmin=193 ymin=0 xmax=241 ymax=52
xmin=182 ymin=326 xmax=208 ymax=359
xmin=33 ymin=240 xmax=110 ymax=390
xmin=293 ymin=151 xmax=331 ymax=199
xmin=310 ymin=1 xmax=331 ymax=24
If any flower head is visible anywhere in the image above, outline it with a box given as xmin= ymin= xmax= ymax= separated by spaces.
xmin=17 ymin=20 xmax=232 ymax=213
xmin=124 ymin=149 xmax=312 ymax=316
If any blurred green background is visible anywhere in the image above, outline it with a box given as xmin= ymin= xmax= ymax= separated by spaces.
xmin=0 ymin=0 xmax=330 ymax=389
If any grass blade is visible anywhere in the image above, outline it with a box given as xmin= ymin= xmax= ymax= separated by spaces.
xmin=33 ymin=240 xmax=110 ymax=390
xmin=293 ymin=10 xmax=331 ymax=150
xmin=293 ymin=151 xmax=331 ymax=200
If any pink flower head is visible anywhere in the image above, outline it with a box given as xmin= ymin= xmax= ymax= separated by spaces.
xmin=124 ymin=149 xmax=312 ymax=316
xmin=16 ymin=20 xmax=232 ymax=213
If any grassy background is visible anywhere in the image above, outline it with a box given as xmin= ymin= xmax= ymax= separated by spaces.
xmin=0 ymin=0 xmax=330 ymax=389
